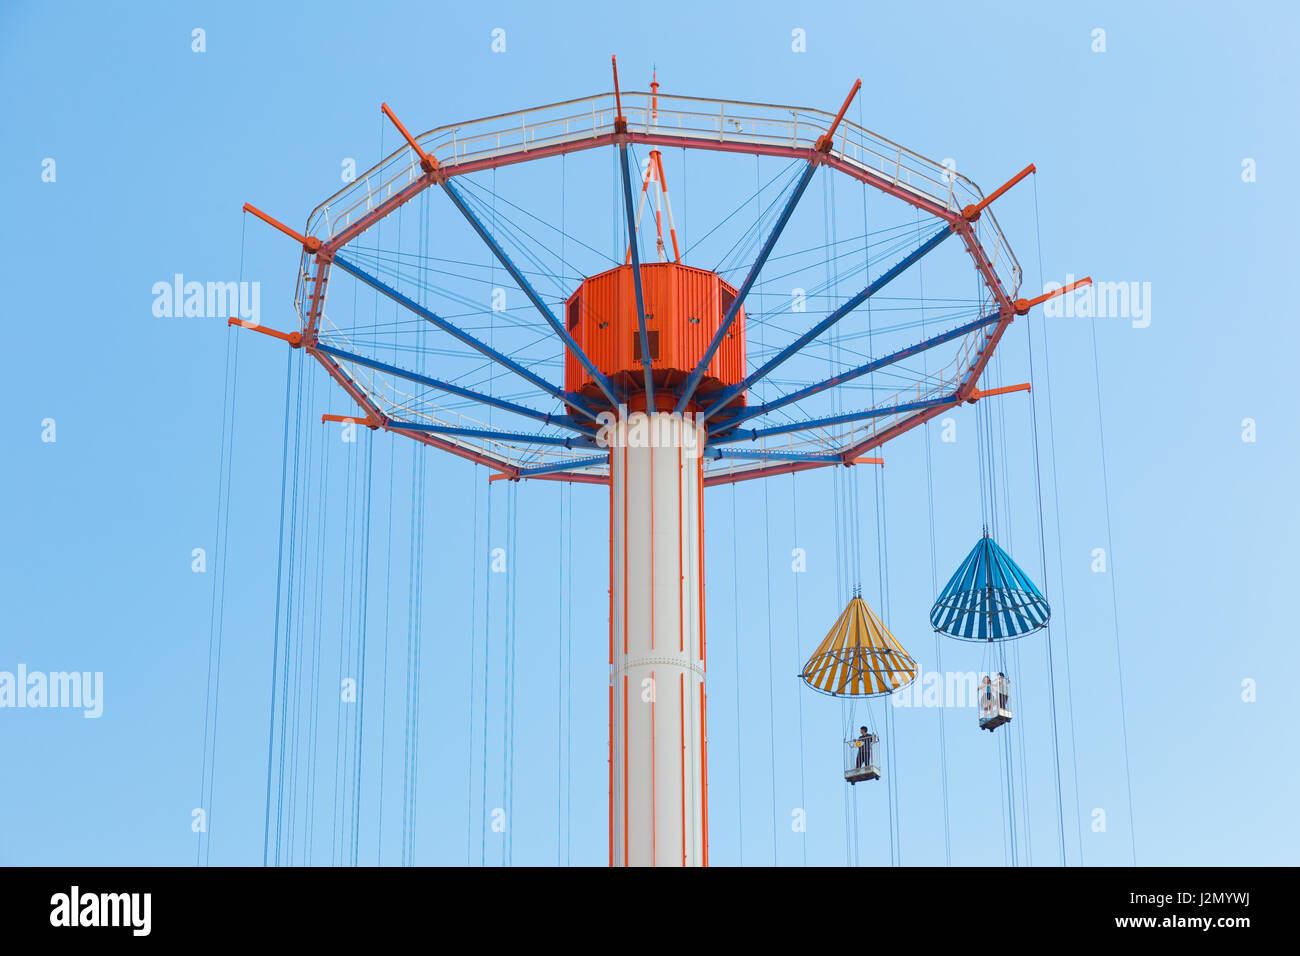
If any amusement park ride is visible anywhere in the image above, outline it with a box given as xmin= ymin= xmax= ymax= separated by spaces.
xmin=230 ymin=57 xmax=1089 ymax=866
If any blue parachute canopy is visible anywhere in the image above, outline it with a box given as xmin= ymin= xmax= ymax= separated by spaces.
xmin=930 ymin=533 xmax=1050 ymax=641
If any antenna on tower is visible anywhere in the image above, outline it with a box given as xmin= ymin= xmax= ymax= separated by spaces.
xmin=624 ymin=68 xmax=681 ymax=264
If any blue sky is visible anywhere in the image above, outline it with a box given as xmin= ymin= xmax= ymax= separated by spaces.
xmin=2 ymin=0 xmax=1297 ymax=867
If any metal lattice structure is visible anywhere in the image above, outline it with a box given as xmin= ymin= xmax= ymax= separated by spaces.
xmin=234 ymin=75 xmax=1087 ymax=486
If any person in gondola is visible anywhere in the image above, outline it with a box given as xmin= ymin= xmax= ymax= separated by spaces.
xmin=979 ymin=675 xmax=995 ymax=720
xmin=855 ymin=726 xmax=873 ymax=768
xmin=995 ymin=672 xmax=1010 ymax=711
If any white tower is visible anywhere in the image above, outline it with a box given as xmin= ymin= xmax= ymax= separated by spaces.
xmin=609 ymin=411 xmax=708 ymax=866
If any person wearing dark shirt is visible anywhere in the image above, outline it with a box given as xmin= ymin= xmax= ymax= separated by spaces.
xmin=855 ymin=726 xmax=873 ymax=768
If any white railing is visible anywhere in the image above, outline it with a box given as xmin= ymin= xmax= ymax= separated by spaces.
xmin=294 ymin=91 xmax=1022 ymax=318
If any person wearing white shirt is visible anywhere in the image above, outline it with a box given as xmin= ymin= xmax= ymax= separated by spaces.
xmin=994 ymin=672 xmax=1010 ymax=711
xmin=979 ymin=675 xmax=995 ymax=719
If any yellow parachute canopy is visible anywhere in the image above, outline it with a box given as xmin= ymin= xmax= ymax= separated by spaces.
xmin=800 ymin=594 xmax=917 ymax=698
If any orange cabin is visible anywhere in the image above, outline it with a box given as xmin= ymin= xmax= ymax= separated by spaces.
xmin=563 ymin=262 xmax=747 ymax=412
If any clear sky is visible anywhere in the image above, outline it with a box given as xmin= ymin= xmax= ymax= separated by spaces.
xmin=2 ymin=0 xmax=1297 ymax=867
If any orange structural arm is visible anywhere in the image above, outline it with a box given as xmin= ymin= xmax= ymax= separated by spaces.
xmin=850 ymin=456 xmax=884 ymax=466
xmin=817 ymin=78 xmax=862 ymax=152
xmin=969 ymin=382 xmax=1031 ymax=401
xmin=381 ymin=102 xmax=438 ymax=174
xmin=243 ymin=203 xmax=321 ymax=253
xmin=228 ymin=317 xmax=302 ymax=347
xmin=1014 ymin=276 xmax=1092 ymax=314
xmin=964 ymin=163 xmax=1036 ymax=220
xmin=322 ymin=412 xmax=381 ymax=429
xmin=611 ymin=55 xmax=625 ymax=125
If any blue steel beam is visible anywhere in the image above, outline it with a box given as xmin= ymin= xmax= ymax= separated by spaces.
xmin=441 ymin=180 xmax=622 ymax=408
xmin=387 ymin=421 xmax=599 ymax=449
xmin=673 ymin=159 xmax=821 ymax=415
xmin=331 ymin=253 xmax=602 ymax=424
xmin=708 ymin=393 xmax=960 ymax=445
xmin=618 ymin=142 xmax=654 ymax=407
xmin=314 ymin=342 xmax=593 ymax=432
xmin=698 ymin=224 xmax=953 ymax=420
xmin=710 ymin=309 xmax=1003 ymax=433
xmin=517 ymin=453 xmax=609 ymax=478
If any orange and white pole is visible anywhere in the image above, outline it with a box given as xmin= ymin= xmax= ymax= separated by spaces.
xmin=609 ymin=411 xmax=707 ymax=866
xmin=623 ymin=70 xmax=681 ymax=264
xmin=655 ymin=151 xmax=682 ymax=263
xmin=627 ymin=149 xmax=681 ymax=264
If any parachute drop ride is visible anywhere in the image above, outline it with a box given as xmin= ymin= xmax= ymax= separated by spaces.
xmin=931 ymin=532 xmax=1051 ymax=641
xmin=799 ymin=590 xmax=916 ymax=785
xmin=932 ymin=532 xmax=1051 ymax=733
xmin=229 ymin=56 xmax=1089 ymax=865
xmin=800 ymin=592 xmax=917 ymax=698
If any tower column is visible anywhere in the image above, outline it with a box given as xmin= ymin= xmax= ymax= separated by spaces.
xmin=610 ymin=411 xmax=707 ymax=867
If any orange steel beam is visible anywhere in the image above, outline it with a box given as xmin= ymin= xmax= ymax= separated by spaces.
xmin=816 ymin=78 xmax=862 ymax=152
xmin=968 ymin=382 xmax=1031 ymax=401
xmin=1014 ymin=275 xmax=1092 ymax=314
xmin=849 ymin=455 xmax=885 ymax=466
xmin=242 ymin=203 xmax=322 ymax=254
xmin=963 ymin=163 xmax=1036 ymax=221
xmin=227 ymin=316 xmax=302 ymax=347
xmin=322 ymin=412 xmax=382 ymax=429
xmin=611 ymin=55 xmax=626 ymax=130
xmin=381 ymin=102 xmax=439 ymax=175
